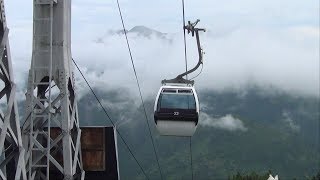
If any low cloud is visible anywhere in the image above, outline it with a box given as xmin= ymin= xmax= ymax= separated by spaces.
xmin=200 ymin=113 xmax=248 ymax=132
xmin=7 ymin=24 xmax=319 ymax=107
xmin=5 ymin=0 xmax=319 ymax=104
xmin=282 ymin=111 xmax=300 ymax=132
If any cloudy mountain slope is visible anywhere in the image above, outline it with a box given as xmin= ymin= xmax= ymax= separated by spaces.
xmin=74 ymin=86 xmax=319 ymax=179
xmin=18 ymin=87 xmax=318 ymax=179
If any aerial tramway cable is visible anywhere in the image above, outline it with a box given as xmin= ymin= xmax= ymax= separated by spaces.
xmin=72 ymin=0 xmax=204 ymax=178
xmin=72 ymin=58 xmax=150 ymax=180
xmin=115 ymin=0 xmax=164 ymax=179
xmin=182 ymin=1 xmax=194 ymax=179
xmin=190 ymin=137 xmax=194 ymax=180
xmin=154 ymin=0 xmax=206 ymax=137
xmin=182 ymin=0 xmax=188 ymax=80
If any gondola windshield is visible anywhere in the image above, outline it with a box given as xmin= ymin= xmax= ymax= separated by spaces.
xmin=158 ymin=91 xmax=196 ymax=110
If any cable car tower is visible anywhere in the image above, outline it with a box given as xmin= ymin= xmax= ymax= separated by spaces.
xmin=0 ymin=0 xmax=27 ymax=179
xmin=22 ymin=0 xmax=84 ymax=179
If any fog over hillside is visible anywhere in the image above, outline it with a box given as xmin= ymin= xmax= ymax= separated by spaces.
xmin=74 ymin=25 xmax=319 ymax=99
xmin=9 ymin=24 xmax=319 ymax=105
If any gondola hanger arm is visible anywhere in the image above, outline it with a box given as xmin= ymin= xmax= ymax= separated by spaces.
xmin=162 ymin=19 xmax=205 ymax=85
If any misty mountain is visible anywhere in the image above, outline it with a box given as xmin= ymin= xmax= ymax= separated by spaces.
xmin=75 ymin=86 xmax=320 ymax=179
xmin=95 ymin=26 xmax=170 ymax=43
xmin=127 ymin=26 xmax=167 ymax=37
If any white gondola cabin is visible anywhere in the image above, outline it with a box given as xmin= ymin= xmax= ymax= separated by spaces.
xmin=154 ymin=19 xmax=205 ymax=137
xmin=154 ymin=84 xmax=199 ymax=136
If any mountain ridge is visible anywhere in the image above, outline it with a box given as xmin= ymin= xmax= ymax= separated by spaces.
xmin=72 ymin=87 xmax=319 ymax=179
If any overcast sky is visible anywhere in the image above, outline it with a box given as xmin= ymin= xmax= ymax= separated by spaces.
xmin=4 ymin=0 xmax=320 ymax=99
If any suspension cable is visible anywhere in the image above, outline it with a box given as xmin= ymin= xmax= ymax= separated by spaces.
xmin=183 ymin=2 xmax=195 ymax=179
xmin=115 ymin=0 xmax=164 ymax=179
xmin=190 ymin=137 xmax=194 ymax=180
xmin=182 ymin=0 xmax=188 ymax=80
xmin=72 ymin=58 xmax=150 ymax=180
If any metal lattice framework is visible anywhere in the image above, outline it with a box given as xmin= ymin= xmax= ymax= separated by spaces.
xmin=0 ymin=0 xmax=27 ymax=179
xmin=22 ymin=0 xmax=84 ymax=179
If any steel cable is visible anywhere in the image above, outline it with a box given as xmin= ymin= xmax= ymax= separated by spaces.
xmin=115 ymin=0 xmax=164 ymax=179
xmin=182 ymin=1 xmax=195 ymax=179
xmin=182 ymin=0 xmax=188 ymax=80
xmin=72 ymin=58 xmax=150 ymax=180
xmin=190 ymin=137 xmax=194 ymax=180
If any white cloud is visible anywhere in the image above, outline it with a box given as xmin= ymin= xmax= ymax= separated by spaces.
xmin=288 ymin=26 xmax=320 ymax=40
xmin=2 ymin=0 xmax=319 ymax=104
xmin=70 ymin=25 xmax=319 ymax=98
xmin=6 ymin=24 xmax=320 ymax=104
xmin=200 ymin=113 xmax=248 ymax=132
xmin=282 ymin=111 xmax=300 ymax=132
xmin=200 ymin=26 xmax=319 ymax=96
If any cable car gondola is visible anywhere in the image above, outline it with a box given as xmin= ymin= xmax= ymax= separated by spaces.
xmin=154 ymin=84 xmax=199 ymax=136
xmin=154 ymin=20 xmax=205 ymax=136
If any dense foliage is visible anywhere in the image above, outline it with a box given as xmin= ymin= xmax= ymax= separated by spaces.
xmin=229 ymin=170 xmax=320 ymax=180
xmin=229 ymin=171 xmax=272 ymax=180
